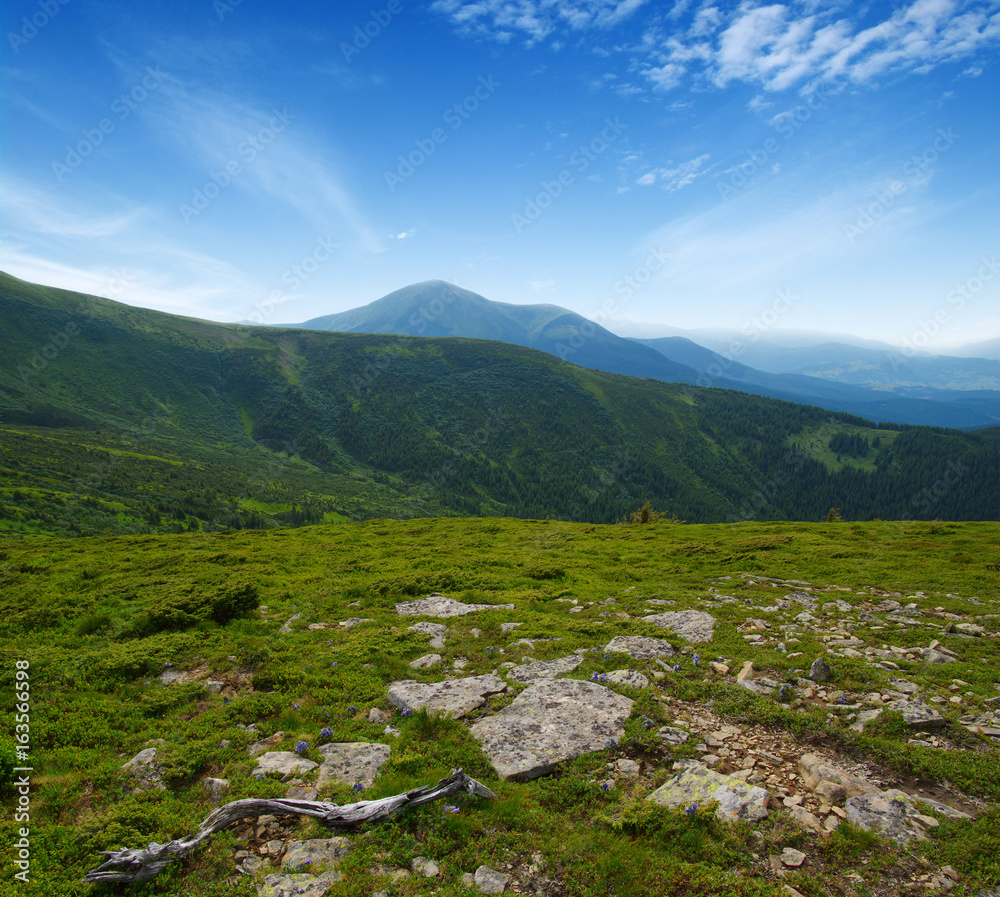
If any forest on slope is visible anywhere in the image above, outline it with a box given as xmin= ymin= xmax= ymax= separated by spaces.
xmin=1 ymin=271 xmax=998 ymax=536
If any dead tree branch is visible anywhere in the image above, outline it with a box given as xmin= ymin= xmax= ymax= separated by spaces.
xmin=83 ymin=768 xmax=496 ymax=885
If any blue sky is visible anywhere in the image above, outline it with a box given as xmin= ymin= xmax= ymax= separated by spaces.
xmin=2 ymin=0 xmax=999 ymax=349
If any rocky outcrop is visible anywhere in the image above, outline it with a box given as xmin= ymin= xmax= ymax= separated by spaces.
xmin=387 ymin=675 xmax=507 ymax=718
xmin=506 ymin=654 xmax=584 ymax=683
xmin=396 ymin=594 xmax=514 ymax=618
xmin=647 ymin=760 xmax=770 ymax=821
xmin=121 ymin=747 xmax=166 ymax=794
xmin=605 ymin=635 xmax=675 ymax=660
xmin=252 ymin=752 xmax=319 ymax=779
xmin=470 ymin=679 xmax=634 ymax=780
xmin=642 ymin=610 xmax=716 ymax=643
xmin=316 ymin=743 xmax=391 ymax=790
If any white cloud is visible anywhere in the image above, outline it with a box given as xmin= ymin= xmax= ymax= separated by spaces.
xmin=635 ymin=154 xmax=712 ymax=191
xmin=433 ymin=0 xmax=1000 ymax=95
xmin=431 ymin=0 xmax=652 ymax=45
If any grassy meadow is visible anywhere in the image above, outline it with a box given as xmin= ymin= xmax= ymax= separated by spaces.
xmin=1 ymin=517 xmax=999 ymax=897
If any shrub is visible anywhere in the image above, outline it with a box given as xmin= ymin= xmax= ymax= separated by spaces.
xmin=621 ymin=500 xmax=682 ymax=524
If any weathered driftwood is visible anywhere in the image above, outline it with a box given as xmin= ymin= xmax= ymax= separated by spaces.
xmin=83 ymin=768 xmax=496 ymax=885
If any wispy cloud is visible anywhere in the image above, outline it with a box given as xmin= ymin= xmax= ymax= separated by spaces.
xmin=0 ymin=177 xmax=260 ymax=318
xmin=635 ymin=153 xmax=711 ymax=191
xmin=122 ymin=51 xmax=382 ymax=253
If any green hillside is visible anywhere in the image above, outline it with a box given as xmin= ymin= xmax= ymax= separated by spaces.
xmin=1 ymin=271 xmax=999 ymax=537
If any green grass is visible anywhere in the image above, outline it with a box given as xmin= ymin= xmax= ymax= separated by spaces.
xmin=0 ymin=517 xmax=997 ymax=896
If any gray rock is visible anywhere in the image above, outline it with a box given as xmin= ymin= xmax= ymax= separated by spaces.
xmin=387 ymin=675 xmax=507 ymax=718
xmin=238 ymin=855 xmax=264 ymax=875
xmin=813 ymin=780 xmax=847 ymax=805
xmin=846 ymin=791 xmax=923 ymax=844
xmin=605 ymin=635 xmax=675 ymax=660
xmin=786 ymin=591 xmax=817 ymax=607
xmin=338 ymin=618 xmax=373 ymax=628
xmin=809 ymin=657 xmax=833 ymax=683
xmin=204 ymin=679 xmax=225 ymax=694
xmin=648 ymin=761 xmax=770 ymax=821
xmin=202 ymin=776 xmax=230 ymax=802
xmin=407 ymin=621 xmax=449 ymax=649
xmin=248 ymin=731 xmax=285 ymax=757
xmin=408 ymin=653 xmax=443 ymax=670
xmin=316 ymin=742 xmax=391 ymax=789
xmin=642 ymin=610 xmax=717 ymax=643
xmin=257 ymin=872 xmax=341 ymax=897
xmin=411 ymin=856 xmax=440 ymax=877
xmin=395 ymin=594 xmax=514 ymax=618
xmin=470 ymin=679 xmax=634 ymax=780
xmin=604 ymin=669 xmax=651 ymax=689
xmin=474 ymin=865 xmax=510 ymax=894
xmin=507 ymin=654 xmax=584 ymax=683
xmin=780 ymin=848 xmax=806 ymax=868
xmin=916 ymin=797 xmax=971 ymax=820
xmin=923 ymin=648 xmax=957 ymax=664
xmin=614 ymin=758 xmax=640 ymax=777
xmin=284 ymin=785 xmax=318 ymax=800
xmin=283 ymin=837 xmax=351 ymax=872
xmin=797 ymin=753 xmax=876 ymax=798
xmin=252 ymin=751 xmax=319 ymax=779
xmin=850 ymin=709 xmax=883 ymax=732
xmin=121 ymin=748 xmax=166 ymax=793
xmin=159 ymin=669 xmax=185 ymax=686
xmin=657 ymin=726 xmax=690 ymax=745
xmin=279 ymin=613 xmax=301 ymax=633
xmin=886 ymin=699 xmax=946 ymax=730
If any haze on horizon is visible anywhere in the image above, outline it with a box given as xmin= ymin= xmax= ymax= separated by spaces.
xmin=2 ymin=0 xmax=999 ymax=351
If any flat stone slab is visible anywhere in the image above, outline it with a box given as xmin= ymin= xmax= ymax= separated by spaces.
xmin=605 ymin=669 xmax=650 ymax=689
xmin=396 ymin=594 xmax=514 ymax=618
xmin=642 ymin=610 xmax=717 ymax=643
xmin=886 ymin=700 xmax=946 ymax=729
xmin=846 ymin=790 xmax=926 ymax=844
xmin=648 ymin=760 xmax=770 ymax=821
xmin=283 ymin=837 xmax=352 ymax=872
xmin=605 ymin=635 xmax=675 ymax=660
xmin=409 ymin=653 xmax=443 ymax=670
xmin=407 ymin=621 xmax=449 ymax=648
xmin=316 ymin=742 xmax=391 ymax=789
xmin=470 ymin=678 xmax=634 ymax=780
xmin=252 ymin=751 xmax=319 ymax=778
xmin=387 ymin=675 xmax=507 ymax=718
xmin=258 ymin=872 xmax=341 ymax=897
xmin=507 ymin=654 xmax=584 ymax=683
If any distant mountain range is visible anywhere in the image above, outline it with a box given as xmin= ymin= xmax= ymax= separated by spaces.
xmin=288 ymin=281 xmax=1000 ymax=429
xmin=292 ymin=280 xmax=698 ymax=383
